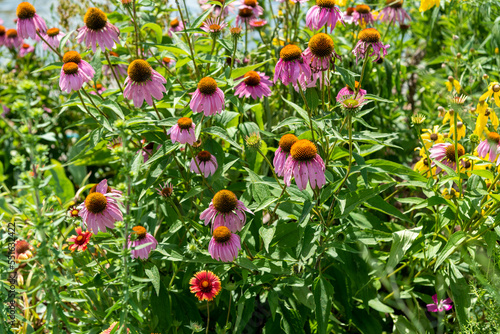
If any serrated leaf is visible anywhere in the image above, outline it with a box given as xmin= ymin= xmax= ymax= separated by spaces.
xmin=145 ymin=266 xmax=161 ymax=297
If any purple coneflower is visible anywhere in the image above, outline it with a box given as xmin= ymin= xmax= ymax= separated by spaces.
xmin=168 ymin=18 xmax=184 ymax=37
xmin=4 ymin=29 xmax=23 ymax=49
xmin=352 ymin=5 xmax=375 ymax=26
xmin=477 ymin=132 xmax=500 ymax=163
xmin=303 ymin=33 xmax=341 ymax=73
xmin=338 ymin=93 xmax=368 ymax=112
xmin=89 ymin=83 xmax=106 ymax=96
xmin=274 ymin=44 xmax=311 ymax=88
xmin=236 ymin=4 xmax=257 ymax=25
xmin=16 ymin=2 xmax=46 ymax=39
xmin=77 ymin=7 xmax=120 ymax=52
xmin=19 ymin=43 xmax=34 ymax=57
xmin=235 ymin=71 xmax=272 ymax=99
xmin=123 ymin=59 xmax=167 ymax=107
xmin=199 ymin=0 xmax=234 ymax=16
xmin=0 ymin=26 xmax=6 ymax=46
xmin=103 ymin=51 xmax=128 ymax=78
xmin=236 ymin=0 xmax=263 ymax=17
xmin=343 ymin=7 xmax=356 ymax=24
xmin=306 ymin=0 xmax=344 ymax=31
xmin=274 ymin=134 xmax=298 ymax=176
xmin=168 ymin=117 xmax=197 ymax=145
xmin=201 ymin=18 xmax=227 ymax=36
xmin=190 ymin=77 xmax=225 ymax=116
xmin=426 ymin=294 xmax=453 ymax=312
xmin=63 ymin=51 xmax=95 ymax=78
xmin=200 ymin=190 xmax=253 ymax=232
xmin=59 ymin=51 xmax=94 ymax=93
xmin=353 ymin=28 xmax=390 ymax=64
xmin=249 ymin=18 xmax=267 ymax=29
xmin=208 ymin=226 xmax=241 ymax=262
xmin=78 ymin=179 xmax=123 ymax=234
xmin=429 ymin=143 xmax=465 ymax=173
xmin=156 ymin=182 xmax=173 ymax=198
xmin=127 ymin=226 xmax=158 ymax=260
xmin=43 ymin=27 xmax=66 ymax=50
xmin=190 ymin=150 xmax=218 ymax=177
xmin=379 ymin=0 xmax=411 ymax=25
xmin=162 ymin=57 xmax=175 ymax=68
xmin=283 ymin=139 xmax=326 ymax=190
xmin=336 ymin=82 xmax=367 ymax=102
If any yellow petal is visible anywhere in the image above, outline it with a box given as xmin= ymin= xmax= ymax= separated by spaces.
xmin=491 ymin=109 xmax=499 ymax=128
xmin=445 ymin=82 xmax=452 ymax=92
xmin=453 ymin=80 xmax=461 ymax=94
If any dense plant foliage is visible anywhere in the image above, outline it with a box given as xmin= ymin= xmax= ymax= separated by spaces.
xmin=1 ymin=0 xmax=500 ymax=333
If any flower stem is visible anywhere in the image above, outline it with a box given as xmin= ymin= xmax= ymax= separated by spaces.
xmin=355 ymin=47 xmax=371 ymax=99
xmin=169 ymin=198 xmax=202 ymax=246
xmin=256 ymin=147 xmax=289 ymax=196
xmin=152 ymin=101 xmax=168 ymax=136
xmin=81 ymin=89 xmax=109 ymax=119
xmin=188 ymin=145 xmax=215 ymax=194
xmin=36 ymin=30 xmax=62 ymax=59
xmin=104 ymin=50 xmax=124 ymax=94
xmin=77 ymin=91 xmax=100 ymax=123
xmin=206 ymin=301 xmax=210 ymax=334
xmin=174 ymin=0 xmax=201 ymax=79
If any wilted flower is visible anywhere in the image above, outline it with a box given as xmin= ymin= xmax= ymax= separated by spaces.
xmin=353 ymin=28 xmax=390 ymax=64
xmin=15 ymin=240 xmax=34 ymax=261
xmin=16 ymin=2 xmax=47 ymax=39
xmin=208 ymin=226 xmax=241 ymax=262
xmin=123 ymin=60 xmax=167 ymax=107
xmin=200 ymin=190 xmax=253 ymax=232
xmin=426 ymin=294 xmax=453 ymax=312
xmin=338 ymin=93 xmax=368 ymax=112
xmin=189 ymin=271 xmax=222 ymax=301
xmin=190 ymin=151 xmax=218 ymax=177
xmin=67 ymin=227 xmax=92 ymax=252
xmin=77 ymin=7 xmax=120 ymax=52
xmin=190 ymin=77 xmax=225 ymax=116
xmin=283 ymin=139 xmax=326 ymax=190
xmin=127 ymin=226 xmax=158 ymax=260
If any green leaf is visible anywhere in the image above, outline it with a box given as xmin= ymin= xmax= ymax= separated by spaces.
xmin=43 ymin=160 xmax=76 ymax=205
xmin=204 ymin=126 xmax=242 ymax=150
xmin=31 ymin=62 xmax=63 ymax=74
xmin=336 ymin=66 xmax=357 ymax=88
xmin=449 ymin=262 xmax=471 ymax=330
xmin=142 ymin=22 xmax=163 ymax=44
xmin=363 ymin=94 xmax=395 ymax=104
xmin=189 ymin=8 xmax=212 ymax=29
xmin=313 ymin=276 xmax=334 ymax=334
xmin=434 ymin=231 xmax=467 ymax=270
xmin=282 ymin=97 xmax=310 ymax=124
xmin=58 ymin=30 xmax=74 ymax=54
xmin=145 ymin=266 xmax=161 ymax=297
xmin=101 ymin=100 xmax=124 ymax=119
xmin=259 ymin=225 xmax=275 ymax=252
xmin=386 ymin=227 xmax=421 ymax=270
xmin=365 ymin=196 xmax=412 ymax=223
xmin=231 ymin=60 xmax=272 ymax=79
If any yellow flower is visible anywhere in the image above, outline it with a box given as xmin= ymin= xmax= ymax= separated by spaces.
xmin=442 ymin=188 xmax=458 ymax=200
xmin=414 ymin=152 xmax=436 ymax=177
xmin=334 ymin=0 xmax=347 ymax=5
xmin=419 ymin=0 xmax=440 ymax=12
xmin=445 ymin=76 xmax=461 ymax=94
xmin=442 ymin=109 xmax=461 ymax=125
xmin=421 ymin=125 xmax=444 ymax=150
xmin=449 ymin=120 xmax=466 ymax=140
xmin=480 ymin=82 xmax=500 ymax=108
xmin=474 ymin=101 xmax=499 ymax=138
